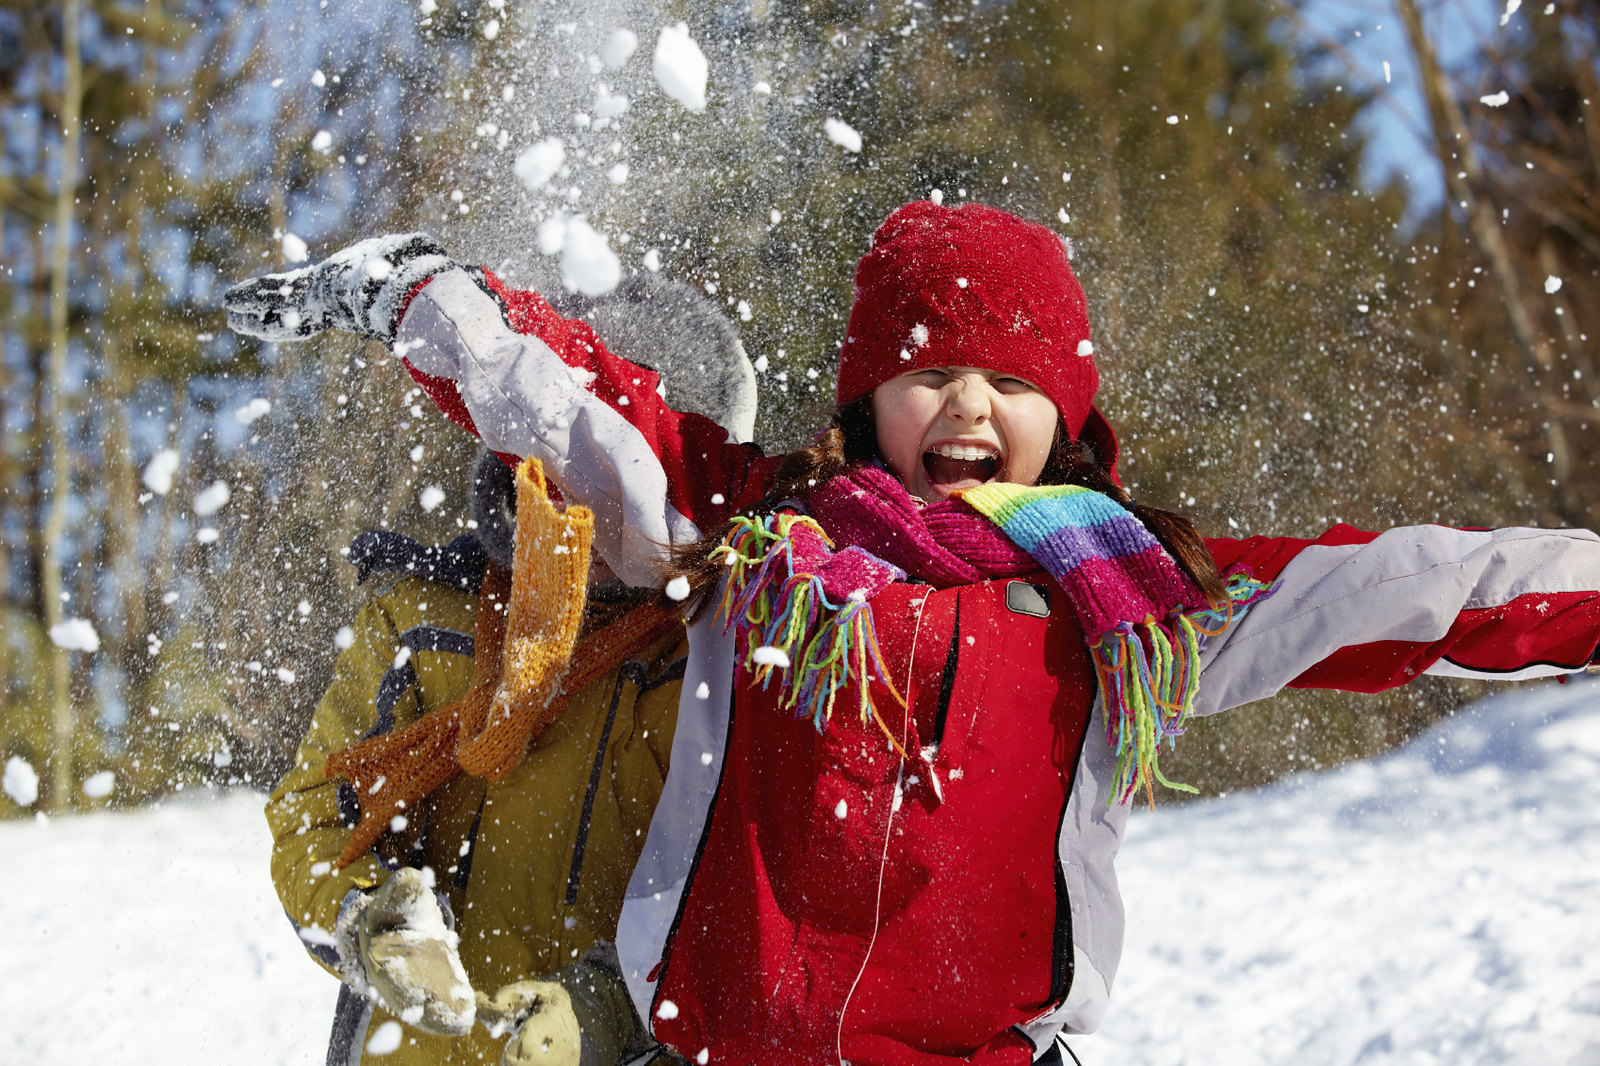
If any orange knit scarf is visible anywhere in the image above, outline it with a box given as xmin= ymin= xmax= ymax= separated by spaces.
xmin=324 ymin=457 xmax=678 ymax=869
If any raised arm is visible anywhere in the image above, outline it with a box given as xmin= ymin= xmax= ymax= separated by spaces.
xmin=395 ymin=268 xmax=778 ymax=586
xmin=1196 ymin=523 xmax=1600 ymax=715
xmin=225 ymin=234 xmax=781 ymax=588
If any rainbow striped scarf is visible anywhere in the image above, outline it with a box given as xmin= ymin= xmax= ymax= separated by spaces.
xmin=711 ymin=470 xmax=1271 ymax=805
xmin=961 ymin=483 xmax=1272 ymax=804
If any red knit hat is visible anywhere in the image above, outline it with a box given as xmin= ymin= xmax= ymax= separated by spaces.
xmin=837 ymin=200 xmax=1118 ymax=472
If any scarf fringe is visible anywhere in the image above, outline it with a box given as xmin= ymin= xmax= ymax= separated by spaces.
xmin=712 ymin=515 xmax=907 ymax=750
xmin=1095 ymin=573 xmax=1275 ymax=808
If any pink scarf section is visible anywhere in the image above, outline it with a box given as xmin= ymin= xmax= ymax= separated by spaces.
xmin=803 ymin=463 xmax=1036 ymax=587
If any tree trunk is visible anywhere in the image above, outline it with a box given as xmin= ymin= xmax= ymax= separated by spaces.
xmin=44 ymin=0 xmax=84 ymax=812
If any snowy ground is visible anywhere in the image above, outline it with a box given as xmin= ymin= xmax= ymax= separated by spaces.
xmin=2 ymin=679 xmax=1597 ymax=1065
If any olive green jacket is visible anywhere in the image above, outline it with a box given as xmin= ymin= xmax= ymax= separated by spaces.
xmin=266 ymin=535 xmax=683 ymax=1065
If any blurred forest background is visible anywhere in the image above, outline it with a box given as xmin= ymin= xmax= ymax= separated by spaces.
xmin=1 ymin=0 xmax=1596 ymax=815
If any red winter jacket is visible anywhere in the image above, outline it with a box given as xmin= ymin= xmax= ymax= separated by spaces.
xmin=394 ymin=268 xmax=1600 ymax=1064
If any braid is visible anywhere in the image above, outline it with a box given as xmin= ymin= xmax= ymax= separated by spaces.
xmin=660 ymin=396 xmax=876 ymax=621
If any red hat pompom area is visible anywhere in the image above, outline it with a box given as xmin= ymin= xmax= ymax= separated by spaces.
xmin=838 ymin=200 xmax=1119 ymax=472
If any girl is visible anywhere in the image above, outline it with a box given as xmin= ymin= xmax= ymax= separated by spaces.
xmin=227 ymin=202 xmax=1600 ymax=1065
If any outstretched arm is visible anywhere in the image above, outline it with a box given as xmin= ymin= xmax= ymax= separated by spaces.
xmin=1196 ymin=523 xmax=1600 ymax=715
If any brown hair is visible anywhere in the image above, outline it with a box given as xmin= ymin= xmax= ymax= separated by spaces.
xmin=662 ymin=396 xmax=1224 ymax=619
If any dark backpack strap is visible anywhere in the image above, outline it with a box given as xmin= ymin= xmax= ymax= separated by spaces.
xmin=346 ymin=529 xmax=488 ymax=591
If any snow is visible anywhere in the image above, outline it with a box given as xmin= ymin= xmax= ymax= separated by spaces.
xmin=513 ymin=137 xmax=566 ymax=192
xmin=1480 ymin=90 xmax=1511 ymax=107
xmin=192 ymin=479 xmax=230 ymax=517
xmin=366 ymin=1021 xmax=402 ymax=1055
xmin=751 ymin=645 xmax=790 ymax=668
xmin=559 ymin=217 xmax=621 ymax=296
xmin=49 ymin=617 xmax=100 ymax=652
xmin=601 ymin=28 xmax=638 ymax=70
xmin=1092 ymin=678 xmax=1600 ymax=1065
xmin=1545 ymin=275 xmax=1564 ymax=295
xmin=653 ymin=23 xmax=708 ymax=112
xmin=594 ymin=84 xmax=630 ymax=119
xmin=3 ymin=682 xmax=1595 ymax=1064
xmin=419 ymin=485 xmax=445 ymax=512
xmin=81 ymin=770 xmax=115 ymax=799
xmin=3 ymin=755 xmax=38 ymax=806
xmin=280 ymin=232 xmax=308 ymax=263
xmin=235 ymin=397 xmax=272 ymax=424
xmin=142 ymin=448 xmax=179 ymax=495
xmin=824 ymin=117 xmax=862 ymax=153
xmin=0 ymin=790 xmax=339 ymax=1064
xmin=664 ymin=576 xmax=691 ymax=602
xmin=311 ymin=130 xmax=333 ymax=153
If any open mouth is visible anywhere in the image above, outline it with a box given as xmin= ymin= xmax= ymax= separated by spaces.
xmin=923 ymin=441 xmax=1001 ymax=492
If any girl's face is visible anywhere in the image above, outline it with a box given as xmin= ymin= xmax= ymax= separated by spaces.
xmin=871 ymin=366 xmax=1060 ymax=501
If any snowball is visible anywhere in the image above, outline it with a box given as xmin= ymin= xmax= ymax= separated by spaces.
xmin=281 ymin=232 xmax=308 ymax=263
xmin=695 ymin=681 xmax=710 ymax=699
xmin=910 ymin=323 xmax=930 ymax=348
xmin=751 ymin=645 xmax=790 ymax=669
xmin=311 ymin=130 xmax=333 ymax=153
xmin=601 ymin=28 xmax=638 ymax=69
xmin=366 ymin=1021 xmax=402 ymax=1055
xmin=311 ymin=70 xmax=326 ymax=88
xmin=656 ymin=1000 xmax=680 ymax=1020
xmin=50 ymin=618 xmax=100 ymax=653
xmin=752 ymin=81 xmax=771 ymax=95
xmin=697 ymin=1051 xmax=709 ymax=1065
xmin=607 ymin=162 xmax=630 ymax=185
xmin=664 ymin=576 xmax=691 ymax=601
xmin=276 ymin=667 xmax=297 ymax=684
xmin=1480 ymin=91 xmax=1510 ymax=107
xmin=560 ymin=217 xmax=622 ymax=296
xmin=1499 ymin=0 xmax=1521 ymax=27
xmin=930 ymin=188 xmax=944 ymax=206
xmin=196 ymin=527 xmax=220 ymax=545
xmin=1166 ymin=114 xmax=1180 ymax=124
xmin=235 ymin=398 xmax=271 ymax=425
xmin=419 ymin=0 xmax=437 ymax=13
xmin=4 ymin=756 xmax=39 ymax=807
xmin=1077 ymin=340 xmax=1095 ymax=358
xmin=824 ymin=117 xmax=862 ymax=153
xmin=334 ymin=626 xmax=355 ymax=650
xmin=834 ymin=799 xmax=848 ymax=819
xmin=513 ymin=137 xmax=566 ymax=191
xmin=737 ymin=300 xmax=752 ymax=322
xmin=752 ymin=354 xmax=768 ymax=372
xmin=1545 ymin=275 xmax=1563 ymax=294
xmin=193 ymin=480 xmax=231 ymax=517
xmin=82 ymin=771 xmax=115 ymax=799
xmin=653 ymin=23 xmax=708 ymax=112
xmin=594 ymin=84 xmax=630 ymax=119
xmin=143 ymin=449 xmax=179 ymax=495
xmin=419 ymin=485 xmax=446 ymax=512
xmin=482 ymin=17 xmax=500 ymax=40
xmin=642 ymin=248 xmax=662 ymax=272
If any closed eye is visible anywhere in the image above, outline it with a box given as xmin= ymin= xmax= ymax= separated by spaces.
xmin=993 ymin=376 xmax=1040 ymax=394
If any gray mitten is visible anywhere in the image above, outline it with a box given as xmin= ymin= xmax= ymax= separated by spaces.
xmin=477 ymin=944 xmax=642 ymax=1066
xmin=222 ymin=232 xmax=455 ymax=344
xmin=336 ymin=867 xmax=476 ymax=1035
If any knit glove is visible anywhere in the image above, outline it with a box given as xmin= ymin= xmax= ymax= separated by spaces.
xmin=222 ymin=232 xmax=456 ymax=345
xmin=336 ymin=867 xmax=476 ymax=1035
xmin=477 ymin=945 xmax=641 ymax=1066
